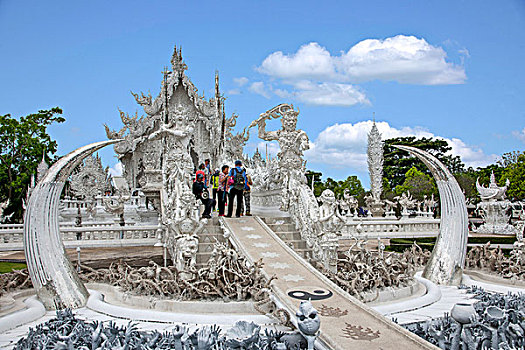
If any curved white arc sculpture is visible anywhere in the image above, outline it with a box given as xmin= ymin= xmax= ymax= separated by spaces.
xmin=394 ymin=145 xmax=468 ymax=285
xmin=24 ymin=140 xmax=122 ymax=310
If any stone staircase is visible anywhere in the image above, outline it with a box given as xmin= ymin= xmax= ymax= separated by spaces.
xmin=260 ymin=216 xmax=312 ymax=259
xmin=196 ymin=217 xmax=227 ymax=268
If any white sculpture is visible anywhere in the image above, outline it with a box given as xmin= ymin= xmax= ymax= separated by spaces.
xmin=317 ymin=189 xmax=344 ymax=272
xmin=367 ymin=121 xmax=385 ymax=217
xmin=24 ymin=140 xmax=121 ymax=309
xmin=396 ymin=191 xmax=416 ymax=219
xmin=395 ymin=145 xmax=468 ymax=285
xmin=475 ymin=172 xmax=516 ymax=235
xmin=173 ymin=229 xmax=200 ymax=280
xmin=339 ymin=189 xmax=358 ymax=218
xmin=296 ymin=300 xmax=320 ymax=350
xmin=250 ymin=103 xmax=310 ymax=211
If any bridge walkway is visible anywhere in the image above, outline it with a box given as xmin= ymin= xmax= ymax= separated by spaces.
xmin=223 ymin=216 xmax=437 ymax=350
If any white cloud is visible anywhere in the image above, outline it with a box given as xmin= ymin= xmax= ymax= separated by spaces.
xmin=289 ymin=81 xmax=369 ymax=106
xmin=227 ymin=88 xmax=241 ymax=95
xmin=108 ymin=162 xmax=123 ymax=176
xmin=233 ymin=77 xmax=249 ymax=86
xmin=305 ymin=120 xmax=496 ymax=171
xmin=512 ymin=127 xmax=525 ymax=143
xmin=258 ymin=42 xmax=337 ymax=81
xmin=338 ymin=35 xmax=466 ymax=84
xmin=249 ymin=81 xmax=271 ymax=98
xmin=252 ymin=35 xmax=466 ymax=106
xmin=258 ymin=35 xmax=466 ymax=85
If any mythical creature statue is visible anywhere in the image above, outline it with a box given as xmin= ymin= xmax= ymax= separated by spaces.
xmin=476 ymin=171 xmax=510 ymax=201
xmin=250 ymin=103 xmax=309 ymax=211
xmin=395 ymin=191 xmax=416 ymax=218
xmin=174 ymin=231 xmax=199 ymax=281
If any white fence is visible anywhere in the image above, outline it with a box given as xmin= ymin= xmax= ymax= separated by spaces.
xmin=0 ymin=224 xmax=160 ymax=245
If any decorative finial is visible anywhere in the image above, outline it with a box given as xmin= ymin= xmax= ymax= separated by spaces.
xmin=171 ymin=44 xmax=187 ymax=76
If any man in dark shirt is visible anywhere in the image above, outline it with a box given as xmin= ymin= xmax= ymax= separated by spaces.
xmin=192 ymin=173 xmax=215 ymax=219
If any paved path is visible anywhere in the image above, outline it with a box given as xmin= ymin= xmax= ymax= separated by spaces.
xmin=224 ymin=216 xmax=436 ymax=350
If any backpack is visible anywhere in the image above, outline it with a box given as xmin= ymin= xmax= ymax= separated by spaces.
xmin=232 ymin=168 xmax=245 ymax=191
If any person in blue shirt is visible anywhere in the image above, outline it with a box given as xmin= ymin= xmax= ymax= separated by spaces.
xmin=226 ymin=160 xmax=247 ymax=217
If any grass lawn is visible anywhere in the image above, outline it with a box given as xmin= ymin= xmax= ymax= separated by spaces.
xmin=0 ymin=262 xmax=27 ymax=274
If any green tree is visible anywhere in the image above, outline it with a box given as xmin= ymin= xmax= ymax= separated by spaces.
xmin=305 ymin=170 xmax=322 ymax=190
xmin=314 ymin=175 xmax=365 ymax=201
xmin=0 ymin=108 xmax=65 ymax=222
xmin=383 ymin=136 xmax=464 ymax=192
xmin=395 ymin=167 xmax=437 ymax=201
xmin=454 ymin=172 xmax=477 ymax=201
xmin=498 ymin=150 xmax=523 ymax=167
xmin=501 ymin=153 xmax=525 ymax=200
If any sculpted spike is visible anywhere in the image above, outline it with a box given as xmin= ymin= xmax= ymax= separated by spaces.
xmin=24 ymin=140 xmax=122 ymax=309
xmin=394 ymin=145 xmax=468 ymax=285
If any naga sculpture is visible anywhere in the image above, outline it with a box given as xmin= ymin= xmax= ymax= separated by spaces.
xmin=24 ymin=140 xmax=121 ymax=309
xmin=394 ymin=145 xmax=468 ymax=285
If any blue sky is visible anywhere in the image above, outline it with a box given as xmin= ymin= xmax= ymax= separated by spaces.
xmin=1 ymin=0 xmax=524 ymax=188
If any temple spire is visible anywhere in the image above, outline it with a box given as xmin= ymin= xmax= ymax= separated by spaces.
xmin=171 ymin=44 xmax=187 ymax=77
xmin=367 ymin=119 xmax=383 ymax=201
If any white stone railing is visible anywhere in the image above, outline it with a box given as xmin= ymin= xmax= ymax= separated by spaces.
xmin=60 ymin=195 xmax=147 ymax=209
xmin=0 ymin=224 xmax=160 ymax=244
xmin=250 ymin=189 xmax=282 ymax=209
xmin=339 ymin=218 xmax=439 ymax=238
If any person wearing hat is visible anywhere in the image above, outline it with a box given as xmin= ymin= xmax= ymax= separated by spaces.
xmin=192 ymin=172 xmax=215 ymax=219
xmin=210 ymin=168 xmax=220 ymax=211
xmin=226 ymin=160 xmax=247 ymax=218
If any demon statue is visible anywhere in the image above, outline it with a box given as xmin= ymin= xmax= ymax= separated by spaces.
xmin=249 ymin=103 xmax=309 ymax=211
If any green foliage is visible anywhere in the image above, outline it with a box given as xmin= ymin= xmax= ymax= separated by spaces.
xmin=454 ymin=172 xmax=477 ymax=201
xmin=305 ymin=170 xmax=322 ymax=189
xmin=498 ymin=150 xmax=523 ymax=167
xmin=0 ymin=262 xmax=27 ymax=274
xmin=314 ymin=175 xmax=365 ymax=202
xmin=395 ymin=167 xmax=437 ymax=201
xmin=0 ymin=108 xmax=65 ymax=222
xmin=501 ymin=153 xmax=525 ymax=200
xmin=383 ymin=136 xmax=465 ymax=192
